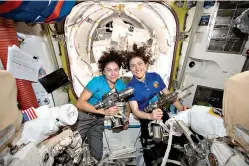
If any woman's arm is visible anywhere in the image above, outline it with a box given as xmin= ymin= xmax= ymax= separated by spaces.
xmin=129 ymin=101 xmax=162 ymax=120
xmin=123 ymin=103 xmax=131 ymax=130
xmin=76 ymin=89 xmax=105 ymax=115
xmin=125 ymin=103 xmax=131 ymax=119
xmin=76 ymin=89 xmax=119 ymax=116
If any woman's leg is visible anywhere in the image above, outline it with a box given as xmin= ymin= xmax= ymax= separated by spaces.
xmin=87 ymin=118 xmax=105 ymax=161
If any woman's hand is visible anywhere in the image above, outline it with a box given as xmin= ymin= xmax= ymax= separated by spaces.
xmin=181 ymin=106 xmax=190 ymax=111
xmin=123 ymin=121 xmax=129 ymax=130
xmin=150 ymin=108 xmax=163 ymax=120
xmin=105 ymin=106 xmax=119 ymax=116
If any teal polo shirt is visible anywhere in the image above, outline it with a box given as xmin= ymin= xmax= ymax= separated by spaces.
xmin=86 ymin=75 xmax=126 ymax=105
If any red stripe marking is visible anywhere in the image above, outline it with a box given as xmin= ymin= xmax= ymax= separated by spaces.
xmin=28 ymin=108 xmax=35 ymax=119
xmin=32 ymin=107 xmax=38 ymax=118
xmin=26 ymin=109 xmax=32 ymax=120
xmin=30 ymin=107 xmax=37 ymax=119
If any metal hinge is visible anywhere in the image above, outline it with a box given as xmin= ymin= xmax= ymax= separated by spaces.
xmin=52 ymin=34 xmax=65 ymax=42
xmin=179 ymin=32 xmax=189 ymax=42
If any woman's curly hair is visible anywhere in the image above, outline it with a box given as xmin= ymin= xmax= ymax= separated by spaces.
xmin=122 ymin=43 xmax=155 ymax=71
xmin=98 ymin=48 xmax=125 ymax=73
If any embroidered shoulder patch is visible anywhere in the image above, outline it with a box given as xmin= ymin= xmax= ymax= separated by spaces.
xmin=153 ymin=81 xmax=159 ymax=88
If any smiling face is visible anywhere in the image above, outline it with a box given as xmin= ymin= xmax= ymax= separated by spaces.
xmin=103 ymin=62 xmax=120 ymax=84
xmin=129 ymin=56 xmax=147 ymax=81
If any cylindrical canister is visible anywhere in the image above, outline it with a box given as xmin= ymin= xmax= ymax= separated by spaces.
xmin=152 ymin=124 xmax=162 ymax=142
xmin=111 ymin=102 xmax=125 ymax=128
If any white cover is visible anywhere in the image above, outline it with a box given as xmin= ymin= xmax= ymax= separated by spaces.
xmin=211 ymin=141 xmax=249 ymax=166
xmin=17 ymin=104 xmax=78 ymax=145
xmin=174 ymin=105 xmax=227 ymax=139
xmin=8 ymin=143 xmax=53 ymax=166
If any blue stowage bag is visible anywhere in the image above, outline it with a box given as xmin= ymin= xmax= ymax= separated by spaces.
xmin=0 ymin=1 xmax=75 ymax=23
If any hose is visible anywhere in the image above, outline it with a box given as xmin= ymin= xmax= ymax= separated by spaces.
xmin=0 ymin=17 xmax=38 ymax=109
xmin=167 ymin=159 xmax=181 ymax=165
xmin=161 ymin=121 xmax=173 ymax=166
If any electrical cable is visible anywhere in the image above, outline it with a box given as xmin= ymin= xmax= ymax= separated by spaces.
xmin=51 ymin=92 xmax=56 ymax=107
xmin=133 ymin=131 xmax=141 ymax=147
xmin=103 ymin=130 xmax=111 ymax=153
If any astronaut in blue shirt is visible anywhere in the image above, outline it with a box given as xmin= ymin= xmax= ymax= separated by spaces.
xmin=123 ymin=44 xmax=188 ymax=165
xmin=74 ymin=49 xmax=129 ymax=161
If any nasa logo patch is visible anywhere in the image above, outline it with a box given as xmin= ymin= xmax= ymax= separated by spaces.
xmin=153 ymin=81 xmax=159 ymax=88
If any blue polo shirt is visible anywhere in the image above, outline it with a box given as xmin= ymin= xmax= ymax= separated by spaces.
xmin=86 ymin=75 xmax=126 ymax=105
xmin=127 ymin=72 xmax=166 ymax=111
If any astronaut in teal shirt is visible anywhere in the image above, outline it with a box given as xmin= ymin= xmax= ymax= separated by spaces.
xmin=74 ymin=49 xmax=128 ymax=161
xmin=86 ymin=75 xmax=126 ymax=106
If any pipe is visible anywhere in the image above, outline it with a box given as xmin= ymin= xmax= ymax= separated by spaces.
xmin=0 ymin=17 xmax=39 ymax=109
xmin=177 ymin=1 xmax=205 ymax=87
xmin=167 ymin=159 xmax=181 ymax=165
xmin=161 ymin=122 xmax=173 ymax=166
xmin=16 ymin=79 xmax=39 ymax=109
xmin=43 ymin=24 xmax=59 ymax=70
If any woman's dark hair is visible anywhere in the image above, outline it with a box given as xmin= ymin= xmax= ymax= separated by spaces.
xmin=122 ymin=43 xmax=155 ymax=71
xmin=98 ymin=48 xmax=124 ymax=73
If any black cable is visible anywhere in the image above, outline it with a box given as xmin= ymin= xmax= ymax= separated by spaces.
xmin=134 ymin=131 xmax=141 ymax=147
xmin=51 ymin=92 xmax=56 ymax=107
xmin=103 ymin=130 xmax=111 ymax=153
xmin=140 ymin=141 xmax=160 ymax=165
xmin=148 ymin=148 xmax=160 ymax=164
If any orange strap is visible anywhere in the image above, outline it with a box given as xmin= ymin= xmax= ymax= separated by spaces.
xmin=45 ymin=0 xmax=64 ymax=23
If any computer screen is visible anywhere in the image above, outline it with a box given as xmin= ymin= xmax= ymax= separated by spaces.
xmin=39 ymin=68 xmax=70 ymax=93
xmin=192 ymin=85 xmax=224 ymax=109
